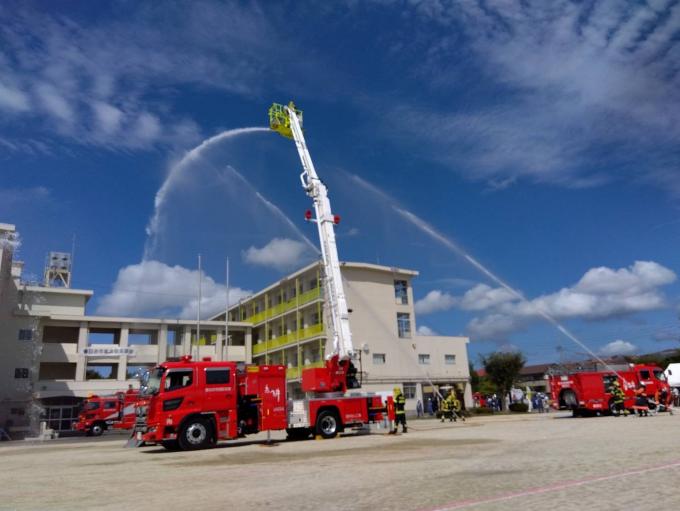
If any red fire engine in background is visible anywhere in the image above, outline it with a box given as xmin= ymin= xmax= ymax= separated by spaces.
xmin=548 ymin=364 xmax=670 ymax=416
xmin=74 ymin=390 xmax=143 ymax=436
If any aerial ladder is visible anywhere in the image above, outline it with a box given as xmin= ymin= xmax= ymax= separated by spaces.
xmin=269 ymin=102 xmax=360 ymax=393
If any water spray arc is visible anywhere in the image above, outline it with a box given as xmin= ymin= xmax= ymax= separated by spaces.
xmin=144 ymin=127 xmax=270 ymax=260
xmin=349 ymin=174 xmax=624 ymax=379
xmin=221 ymin=166 xmax=319 ymax=254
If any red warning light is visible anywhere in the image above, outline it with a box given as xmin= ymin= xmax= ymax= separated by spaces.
xmin=333 ymin=215 xmax=341 ymax=225
xmin=304 ymin=210 xmax=313 ymax=221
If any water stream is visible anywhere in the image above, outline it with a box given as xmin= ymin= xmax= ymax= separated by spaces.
xmin=349 ymin=174 xmax=622 ymax=376
xmin=144 ymin=127 xmax=271 ymax=260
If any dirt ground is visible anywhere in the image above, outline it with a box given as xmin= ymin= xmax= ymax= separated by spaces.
xmin=1 ymin=411 xmax=679 ymax=511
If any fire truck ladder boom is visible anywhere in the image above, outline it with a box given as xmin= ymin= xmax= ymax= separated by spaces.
xmin=269 ymin=102 xmax=353 ymax=361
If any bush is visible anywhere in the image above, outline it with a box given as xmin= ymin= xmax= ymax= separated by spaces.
xmin=470 ymin=407 xmax=494 ymax=415
xmin=509 ymin=402 xmax=529 ymax=413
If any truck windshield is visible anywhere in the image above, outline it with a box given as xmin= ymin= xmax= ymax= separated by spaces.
xmin=653 ymin=369 xmax=666 ymax=382
xmin=140 ymin=367 xmax=164 ymax=395
xmin=84 ymin=401 xmax=99 ymax=410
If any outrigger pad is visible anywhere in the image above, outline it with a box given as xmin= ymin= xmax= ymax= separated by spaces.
xmin=125 ymin=435 xmax=145 ymax=448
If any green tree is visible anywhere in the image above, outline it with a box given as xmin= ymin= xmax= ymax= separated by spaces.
xmin=481 ymin=351 xmax=526 ymax=410
xmin=477 ymin=377 xmax=496 ymax=396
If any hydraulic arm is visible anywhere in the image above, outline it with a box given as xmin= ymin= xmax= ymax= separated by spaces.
xmin=269 ymin=102 xmax=354 ymax=363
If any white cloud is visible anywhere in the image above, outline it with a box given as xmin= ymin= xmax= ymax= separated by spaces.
xmin=35 ymin=83 xmax=74 ymax=123
xmin=459 ymin=284 xmax=516 ymax=311
xmin=463 ymin=261 xmax=676 ymax=340
xmin=0 ymin=186 xmax=51 ymax=209
xmin=96 ymin=260 xmax=250 ymax=319
xmin=600 ymin=340 xmax=637 ymax=357
xmin=134 ymin=112 xmax=162 ymax=142
xmin=242 ymin=238 xmax=312 ymax=272
xmin=375 ymin=1 xmax=680 ymax=194
xmin=416 ymin=325 xmax=437 ymax=336
xmin=0 ymin=4 xmax=333 ymax=152
xmin=0 ymin=82 xmax=30 ymax=112
xmin=415 ymin=290 xmax=457 ymax=315
xmin=91 ymin=101 xmax=124 ymax=135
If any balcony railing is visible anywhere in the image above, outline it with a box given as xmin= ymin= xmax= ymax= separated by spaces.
xmin=243 ymin=287 xmax=321 ymax=324
xmin=252 ymin=323 xmax=324 ymax=355
xmin=286 ymin=360 xmax=325 ymax=379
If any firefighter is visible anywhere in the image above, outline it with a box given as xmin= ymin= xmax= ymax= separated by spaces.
xmin=440 ymin=393 xmax=451 ymax=422
xmin=444 ymin=391 xmax=457 ymax=422
xmin=393 ymin=387 xmax=407 ymax=433
xmin=609 ymin=380 xmax=627 ymax=416
xmin=634 ymin=384 xmax=649 ymax=417
xmin=451 ymin=392 xmax=465 ymax=422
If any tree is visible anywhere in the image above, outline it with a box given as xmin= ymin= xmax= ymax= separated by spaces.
xmin=481 ymin=351 xmax=526 ymax=410
xmin=469 ymin=363 xmax=480 ymax=391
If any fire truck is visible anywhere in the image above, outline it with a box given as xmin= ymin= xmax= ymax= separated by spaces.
xmin=548 ymin=364 xmax=670 ymax=416
xmin=74 ymin=390 xmax=142 ymax=436
xmin=131 ymin=102 xmax=391 ymax=450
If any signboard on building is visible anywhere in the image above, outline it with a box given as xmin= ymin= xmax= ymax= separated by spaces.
xmin=81 ymin=346 xmax=136 ymax=357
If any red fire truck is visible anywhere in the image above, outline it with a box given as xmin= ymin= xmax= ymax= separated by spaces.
xmin=131 ymin=103 xmax=394 ymax=450
xmin=548 ymin=364 xmax=670 ymax=416
xmin=133 ymin=355 xmax=387 ymax=450
xmin=74 ymin=390 xmax=142 ymax=436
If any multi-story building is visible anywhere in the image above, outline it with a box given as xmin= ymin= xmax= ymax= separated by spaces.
xmin=0 ymin=223 xmax=251 ymax=436
xmin=220 ymin=261 xmax=471 ymax=407
xmin=0 ymin=222 xmax=470 ymax=437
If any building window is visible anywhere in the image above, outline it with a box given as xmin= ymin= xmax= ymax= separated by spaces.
xmin=18 ymin=329 xmax=33 ymax=341
xmin=403 ymin=383 xmax=416 ymax=399
xmin=128 ymin=330 xmax=157 ymax=345
xmin=372 ymin=353 xmax=386 ymax=365
xmin=445 ymin=354 xmax=456 ymax=365
xmin=418 ymin=354 xmax=430 ymax=365
xmin=86 ymin=364 xmax=118 ymax=380
xmin=394 ymin=280 xmax=408 ymax=305
xmin=397 ymin=313 xmax=411 ymax=338
xmin=14 ymin=368 xmax=29 ymax=378
xmin=126 ymin=365 xmax=154 ymax=380
xmin=309 ymin=278 xmax=318 ymax=290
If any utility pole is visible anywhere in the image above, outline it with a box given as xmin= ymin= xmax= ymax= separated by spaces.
xmin=196 ymin=254 xmax=202 ymax=360
xmin=224 ymin=257 xmax=230 ymax=361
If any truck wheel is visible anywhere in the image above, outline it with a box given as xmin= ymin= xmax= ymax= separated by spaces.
xmin=286 ymin=428 xmax=312 ymax=441
xmin=316 ymin=410 xmax=339 ymax=439
xmin=90 ymin=422 xmax=106 ymax=437
xmin=608 ymin=399 xmax=618 ymax=416
xmin=178 ymin=418 xmax=213 ymax=450
xmin=161 ymin=440 xmax=180 ymax=451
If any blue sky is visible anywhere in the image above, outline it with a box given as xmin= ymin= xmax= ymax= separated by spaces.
xmin=1 ymin=1 xmax=679 ymax=366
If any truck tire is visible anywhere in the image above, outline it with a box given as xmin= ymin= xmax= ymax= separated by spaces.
xmin=178 ymin=417 xmax=214 ymax=450
xmin=90 ymin=422 xmax=106 ymax=437
xmin=161 ymin=440 xmax=180 ymax=451
xmin=315 ymin=410 xmax=339 ymax=439
xmin=286 ymin=428 xmax=312 ymax=441
xmin=608 ymin=399 xmax=617 ymax=416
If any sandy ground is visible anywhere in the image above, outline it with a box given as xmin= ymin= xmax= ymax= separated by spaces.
xmin=1 ymin=412 xmax=678 ymax=511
